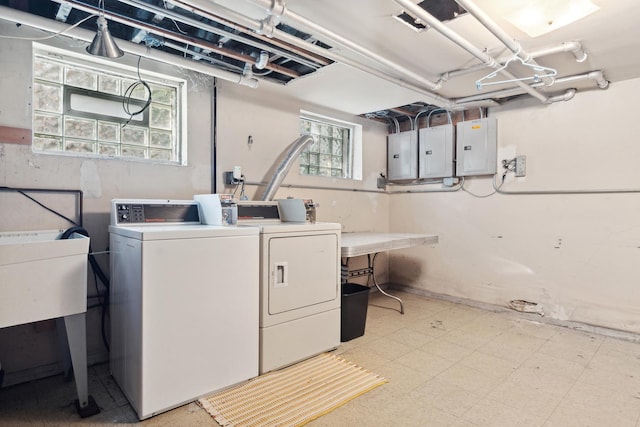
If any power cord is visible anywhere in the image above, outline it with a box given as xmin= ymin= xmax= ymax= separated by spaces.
xmin=231 ymin=174 xmax=248 ymax=200
xmin=122 ymin=55 xmax=152 ymax=128
xmin=461 ymin=159 xmax=514 ymax=198
xmin=60 ymin=227 xmax=110 ymax=352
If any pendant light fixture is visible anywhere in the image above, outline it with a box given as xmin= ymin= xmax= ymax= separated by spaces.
xmin=86 ymin=0 xmax=123 ymax=58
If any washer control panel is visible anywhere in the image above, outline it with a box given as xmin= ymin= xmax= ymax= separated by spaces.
xmin=111 ymin=199 xmax=200 ymax=225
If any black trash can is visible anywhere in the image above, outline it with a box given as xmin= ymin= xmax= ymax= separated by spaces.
xmin=341 ymin=283 xmax=370 ymax=342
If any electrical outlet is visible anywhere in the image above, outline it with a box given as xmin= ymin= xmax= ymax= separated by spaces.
xmin=223 ymin=171 xmax=240 ymax=185
xmin=515 ymin=155 xmax=526 ymax=177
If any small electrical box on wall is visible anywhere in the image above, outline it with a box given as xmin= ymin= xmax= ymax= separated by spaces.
xmin=387 ymin=130 xmax=418 ymax=181
xmin=455 ymin=117 xmax=497 ymax=176
xmin=418 ymin=124 xmax=454 ymax=179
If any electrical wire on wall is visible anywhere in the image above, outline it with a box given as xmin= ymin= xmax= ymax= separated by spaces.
xmin=122 ymin=55 xmax=152 ymax=128
xmin=461 ymin=159 xmax=511 ymax=198
xmin=231 ymin=174 xmax=248 ymax=200
xmin=1 ymin=186 xmax=111 ymax=352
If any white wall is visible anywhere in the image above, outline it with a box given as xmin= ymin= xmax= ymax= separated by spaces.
xmin=0 ymin=25 xmax=389 ymax=384
xmin=215 ymin=80 xmax=389 ymax=232
xmin=0 ymin=22 xmax=215 ymax=384
xmin=389 ymin=78 xmax=640 ymax=333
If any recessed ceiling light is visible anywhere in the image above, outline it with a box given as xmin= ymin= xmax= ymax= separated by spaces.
xmin=505 ymin=0 xmax=599 ymax=37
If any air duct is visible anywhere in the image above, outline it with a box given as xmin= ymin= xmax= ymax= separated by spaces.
xmin=256 ymin=135 xmax=314 ymax=201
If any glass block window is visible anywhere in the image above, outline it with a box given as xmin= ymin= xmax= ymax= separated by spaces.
xmin=32 ymin=45 xmax=185 ymax=164
xmin=299 ymin=114 xmax=353 ymax=179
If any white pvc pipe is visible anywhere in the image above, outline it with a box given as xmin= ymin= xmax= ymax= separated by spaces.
xmin=454 ymin=71 xmax=607 ymax=103
xmin=581 ymin=71 xmax=609 ymax=89
xmin=246 ymin=0 xmax=443 ymax=92
xmin=547 ymin=88 xmax=576 ymax=103
xmin=254 ymin=51 xmax=269 ymax=69
xmin=534 ymin=41 xmax=588 ymax=63
xmin=457 ymin=0 xmax=580 ymax=95
xmin=0 ymin=6 xmax=259 ymax=87
xmin=456 ymin=0 xmax=538 ymax=63
xmin=176 ymin=0 xmax=455 ymax=105
xmin=393 ymin=0 xmax=548 ymax=103
xmin=455 ymin=0 xmax=560 ymax=90
xmin=441 ymin=41 xmax=588 ymax=82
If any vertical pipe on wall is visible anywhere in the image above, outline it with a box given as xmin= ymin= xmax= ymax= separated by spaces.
xmin=212 ymin=81 xmax=218 ymax=194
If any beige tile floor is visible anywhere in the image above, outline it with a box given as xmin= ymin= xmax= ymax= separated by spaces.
xmin=2 ymin=290 xmax=640 ymax=426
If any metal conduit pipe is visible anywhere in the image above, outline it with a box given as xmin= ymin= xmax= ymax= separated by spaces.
xmin=52 ymin=0 xmax=301 ymax=79
xmin=117 ymin=0 xmax=323 ymax=71
xmin=393 ymin=0 xmax=549 ymax=103
xmin=454 ymin=70 xmax=607 ymax=103
xmin=440 ymin=41 xmax=588 ymax=82
xmin=0 ymin=5 xmax=259 ymax=87
xmin=176 ymin=0 xmax=456 ymax=105
xmin=256 ymin=134 xmax=314 ymax=201
xmin=246 ymin=0 xmax=443 ymax=92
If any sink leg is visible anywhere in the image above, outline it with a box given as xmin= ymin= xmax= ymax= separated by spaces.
xmin=55 ymin=318 xmax=74 ymax=381
xmin=64 ymin=313 xmax=100 ymax=417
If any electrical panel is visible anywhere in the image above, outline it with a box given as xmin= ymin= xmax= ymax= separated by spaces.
xmin=456 ymin=117 xmax=497 ymax=176
xmin=418 ymin=124 xmax=454 ymax=179
xmin=387 ymin=130 xmax=418 ymax=181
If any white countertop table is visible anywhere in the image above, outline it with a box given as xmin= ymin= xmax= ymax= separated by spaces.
xmin=340 ymin=232 xmax=438 ymax=314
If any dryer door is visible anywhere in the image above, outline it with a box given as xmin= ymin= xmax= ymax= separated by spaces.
xmin=268 ymin=233 xmax=338 ymax=315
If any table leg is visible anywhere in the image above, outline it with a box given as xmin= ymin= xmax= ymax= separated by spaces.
xmin=369 ymin=253 xmax=404 ymax=314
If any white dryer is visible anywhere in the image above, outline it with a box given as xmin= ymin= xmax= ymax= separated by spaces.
xmin=238 ymin=202 xmax=341 ymax=374
xmin=109 ymin=199 xmax=259 ymax=419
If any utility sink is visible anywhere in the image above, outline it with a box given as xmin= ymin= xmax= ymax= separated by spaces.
xmin=0 ymin=229 xmax=89 ymax=328
xmin=0 ymin=229 xmax=99 ymax=417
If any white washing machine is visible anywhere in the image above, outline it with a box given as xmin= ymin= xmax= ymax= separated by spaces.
xmin=108 ymin=199 xmax=259 ymax=419
xmin=237 ymin=202 xmax=341 ymax=374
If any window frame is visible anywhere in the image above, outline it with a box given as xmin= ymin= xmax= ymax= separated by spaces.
xmin=299 ymin=110 xmax=362 ymax=181
xmin=32 ymin=43 xmax=188 ymax=165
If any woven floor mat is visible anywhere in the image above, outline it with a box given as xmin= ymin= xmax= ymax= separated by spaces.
xmin=198 ymin=353 xmax=387 ymax=427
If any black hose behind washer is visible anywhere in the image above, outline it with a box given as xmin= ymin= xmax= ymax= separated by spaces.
xmin=61 ymin=227 xmax=110 ymax=352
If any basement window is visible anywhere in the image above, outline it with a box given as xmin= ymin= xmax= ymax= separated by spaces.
xmin=31 ymin=44 xmax=186 ymax=164
xmin=299 ymin=112 xmax=362 ymax=180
